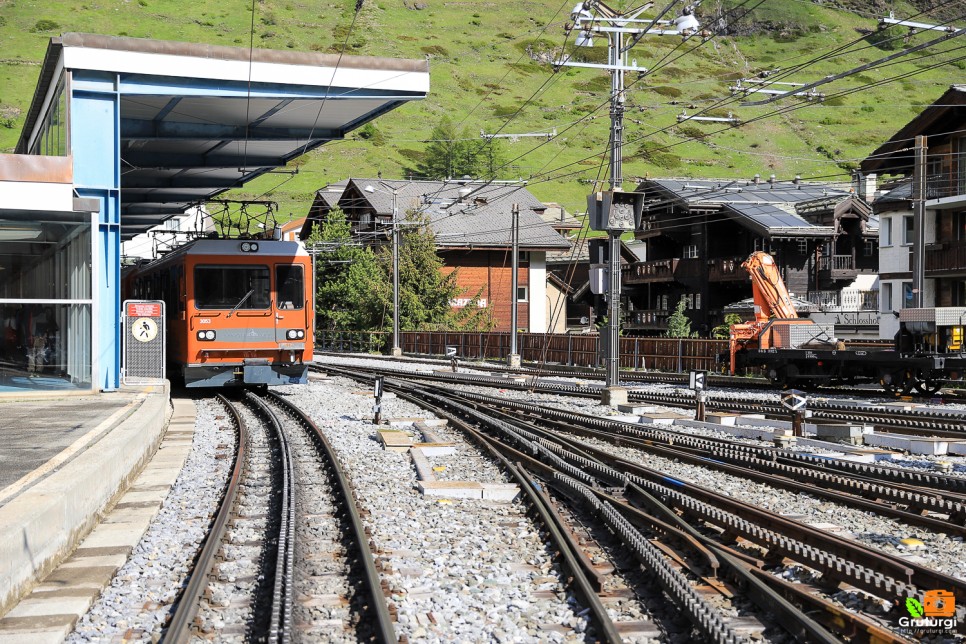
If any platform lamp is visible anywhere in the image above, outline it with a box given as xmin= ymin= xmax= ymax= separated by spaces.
xmin=364 ymin=183 xmax=402 ymax=357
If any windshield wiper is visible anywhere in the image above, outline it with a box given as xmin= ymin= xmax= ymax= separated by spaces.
xmin=227 ymin=289 xmax=255 ymax=318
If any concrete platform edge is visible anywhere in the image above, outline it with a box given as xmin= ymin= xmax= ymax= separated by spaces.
xmin=0 ymin=384 xmax=172 ymax=617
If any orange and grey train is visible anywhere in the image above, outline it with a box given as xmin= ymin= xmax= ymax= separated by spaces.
xmin=126 ymin=238 xmax=313 ymax=387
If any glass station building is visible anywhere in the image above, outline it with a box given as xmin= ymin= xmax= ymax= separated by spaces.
xmin=0 ymin=33 xmax=428 ymax=393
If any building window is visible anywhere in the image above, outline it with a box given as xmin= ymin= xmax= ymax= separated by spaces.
xmin=881 ymin=217 xmax=892 ymax=246
xmin=683 ymin=244 xmax=698 ymax=259
xmin=797 ymin=240 xmax=808 ymax=254
xmin=902 ymin=281 xmax=913 ymax=309
xmin=902 ymin=215 xmax=914 ymax=246
xmin=864 ymin=239 xmax=875 ymax=256
xmin=880 ymin=283 xmax=892 ymax=313
xmin=516 ymin=286 xmax=528 ymax=302
xmin=695 ymin=293 xmax=701 ymax=309
xmin=953 ymin=281 xmax=966 ymax=307
xmin=658 ymin=294 xmax=669 ymax=310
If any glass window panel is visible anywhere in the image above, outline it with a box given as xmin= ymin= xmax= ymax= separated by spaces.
xmin=0 ymin=303 xmax=91 ymax=391
xmin=275 ymin=265 xmax=304 ymax=310
xmin=194 ymin=266 xmax=270 ymax=310
xmin=0 ymin=220 xmax=91 ymax=300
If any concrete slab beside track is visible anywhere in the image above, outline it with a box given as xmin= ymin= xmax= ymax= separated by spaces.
xmin=0 ymin=385 xmax=172 ymax=619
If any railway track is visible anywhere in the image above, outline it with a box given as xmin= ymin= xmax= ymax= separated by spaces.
xmin=328 ymin=373 xmax=966 ymax=641
xmin=327 ymin=366 xmax=963 ymax=642
xmin=316 ymin=350 xmax=966 ymax=400
xmin=316 ymin=359 xmax=966 ymax=438
xmin=346 ymin=370 xmax=942 ymax=642
xmin=165 ymin=391 xmax=393 ymax=642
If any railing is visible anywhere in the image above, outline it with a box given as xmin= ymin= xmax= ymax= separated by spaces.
xmin=316 ymin=331 xmax=389 ymax=354
xmin=926 ymin=173 xmax=966 ymax=199
xmin=395 ymin=331 xmax=728 ymax=372
xmin=881 ymin=173 xmax=965 ymax=200
xmin=924 ymin=240 xmax=966 ymax=273
xmin=623 ymin=259 xmax=679 ymax=283
xmin=708 ymin=256 xmax=746 ymax=281
xmin=806 ymin=289 xmax=878 ymax=311
xmin=818 ymin=254 xmax=854 ymax=272
xmin=625 ymin=309 xmax=671 ymax=328
xmin=318 ymin=330 xmax=886 ymax=374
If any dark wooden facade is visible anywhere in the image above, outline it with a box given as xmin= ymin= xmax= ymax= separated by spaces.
xmin=624 ymin=180 xmax=877 ymax=334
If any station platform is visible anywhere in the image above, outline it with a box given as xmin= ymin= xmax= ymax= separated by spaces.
xmin=0 ymin=385 xmax=172 ymax=618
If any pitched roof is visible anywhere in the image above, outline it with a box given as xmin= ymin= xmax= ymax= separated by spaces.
xmin=861 ymin=85 xmax=966 ymax=175
xmin=343 ymin=179 xmax=571 ymax=250
xmin=640 ymin=178 xmax=852 ymax=238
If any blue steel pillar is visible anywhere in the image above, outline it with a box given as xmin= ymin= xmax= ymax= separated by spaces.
xmin=71 ymin=72 xmax=122 ymax=391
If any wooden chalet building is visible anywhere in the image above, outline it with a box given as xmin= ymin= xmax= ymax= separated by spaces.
xmin=300 ymin=179 xmax=571 ymax=332
xmin=861 ymin=85 xmax=966 ymax=339
xmin=624 ymin=177 xmax=879 ymax=336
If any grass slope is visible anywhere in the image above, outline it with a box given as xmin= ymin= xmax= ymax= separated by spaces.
xmin=0 ymin=0 xmax=960 ymax=219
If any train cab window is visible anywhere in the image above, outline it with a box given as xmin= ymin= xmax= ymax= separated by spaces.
xmin=195 ymin=265 xmax=270 ymax=310
xmin=275 ymin=265 xmax=304 ymax=310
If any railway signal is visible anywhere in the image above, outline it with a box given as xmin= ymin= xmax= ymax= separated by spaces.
xmin=690 ymin=370 xmax=708 ymax=421
xmin=373 ymin=375 xmax=385 ymax=424
xmin=781 ymin=389 xmax=807 ymax=437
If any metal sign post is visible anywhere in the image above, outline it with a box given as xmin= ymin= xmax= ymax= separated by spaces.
xmin=781 ymin=389 xmax=808 ymax=437
xmin=446 ymin=346 xmax=458 ymax=372
xmin=690 ymin=370 xmax=708 ymax=422
xmin=373 ymin=375 xmax=385 ymax=425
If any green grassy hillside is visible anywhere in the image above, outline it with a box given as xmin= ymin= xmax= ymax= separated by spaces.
xmin=0 ymin=0 xmax=960 ymax=219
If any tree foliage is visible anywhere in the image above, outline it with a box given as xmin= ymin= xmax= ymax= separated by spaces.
xmin=308 ymin=207 xmax=493 ymax=334
xmin=711 ymin=313 xmax=743 ymax=339
xmin=664 ymin=297 xmax=695 ymax=338
xmin=416 ymin=116 xmax=505 ymax=180
xmin=307 ymin=208 xmax=386 ymax=331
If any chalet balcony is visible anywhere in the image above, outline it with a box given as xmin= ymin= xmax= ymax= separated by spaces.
xmin=924 ymin=240 xmax=966 ymax=275
xmin=708 ymin=256 xmax=746 ymax=282
xmin=806 ymin=289 xmax=878 ymax=312
xmin=623 ymin=258 xmax=679 ymax=284
xmin=818 ymin=254 xmax=859 ymax=280
xmin=623 ymin=258 xmax=706 ymax=284
xmin=624 ymin=309 xmax=670 ymax=330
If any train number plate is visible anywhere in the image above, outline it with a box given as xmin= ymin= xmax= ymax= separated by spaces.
xmin=279 ymin=342 xmax=305 ymax=350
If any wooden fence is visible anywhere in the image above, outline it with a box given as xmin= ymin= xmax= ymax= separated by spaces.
xmin=317 ymin=330 xmax=728 ymax=373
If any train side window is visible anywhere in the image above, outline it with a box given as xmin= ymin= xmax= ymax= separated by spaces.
xmin=195 ymin=265 xmax=270 ymax=310
xmin=275 ymin=265 xmax=304 ymax=310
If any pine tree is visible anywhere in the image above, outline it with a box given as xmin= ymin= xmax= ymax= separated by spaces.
xmin=416 ymin=116 xmax=504 ymax=180
xmin=664 ymin=297 xmax=694 ymax=338
xmin=307 ymin=208 xmax=387 ymax=331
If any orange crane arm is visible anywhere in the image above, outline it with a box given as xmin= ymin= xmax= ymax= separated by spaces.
xmin=741 ymin=251 xmax=798 ymax=322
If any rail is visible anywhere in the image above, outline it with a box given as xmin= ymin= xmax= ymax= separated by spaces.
xmin=166 ymin=394 xmax=248 ymax=643
xmin=264 ymin=390 xmax=396 ymax=643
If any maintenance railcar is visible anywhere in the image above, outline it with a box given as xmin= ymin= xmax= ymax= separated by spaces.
xmin=126 ymin=238 xmax=313 ymax=387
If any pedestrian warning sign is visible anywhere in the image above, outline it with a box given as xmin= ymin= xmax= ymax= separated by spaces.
xmin=123 ymin=300 xmax=165 ymax=385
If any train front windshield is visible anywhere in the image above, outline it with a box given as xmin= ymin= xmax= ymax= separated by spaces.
xmin=275 ymin=265 xmax=304 ymax=310
xmin=194 ymin=266 xmax=270 ymax=310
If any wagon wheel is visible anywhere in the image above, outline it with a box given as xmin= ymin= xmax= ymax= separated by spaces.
xmin=880 ymin=369 xmax=907 ymax=396
xmin=766 ymin=366 xmax=786 ymax=388
xmin=913 ymin=371 xmax=943 ymax=396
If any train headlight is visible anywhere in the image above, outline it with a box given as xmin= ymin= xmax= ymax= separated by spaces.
xmin=296 ymin=330 xmax=305 ymax=339
xmin=197 ymin=330 xmax=216 ymax=341
xmin=286 ymin=329 xmax=296 ymax=340
xmin=240 ymin=242 xmax=259 ymax=253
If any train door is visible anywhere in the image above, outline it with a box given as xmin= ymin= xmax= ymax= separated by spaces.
xmin=274 ymin=263 xmax=308 ymax=356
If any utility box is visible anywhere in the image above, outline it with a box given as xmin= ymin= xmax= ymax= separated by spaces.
xmin=587 ymin=190 xmax=645 ymax=232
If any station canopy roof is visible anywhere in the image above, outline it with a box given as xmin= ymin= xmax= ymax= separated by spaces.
xmin=17 ymin=33 xmax=429 ymax=240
